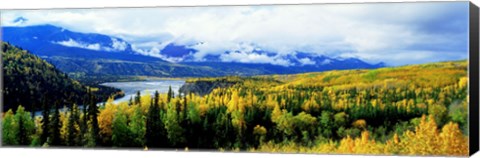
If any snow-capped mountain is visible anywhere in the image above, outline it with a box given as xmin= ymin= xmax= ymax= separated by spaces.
xmin=1 ymin=24 xmax=168 ymax=62
xmin=1 ymin=24 xmax=386 ymax=77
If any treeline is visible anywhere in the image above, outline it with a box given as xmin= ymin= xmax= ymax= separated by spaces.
xmin=2 ymin=90 xmax=101 ymax=147
xmin=253 ymin=115 xmax=467 ymax=156
xmin=1 ymin=60 xmax=469 ymax=156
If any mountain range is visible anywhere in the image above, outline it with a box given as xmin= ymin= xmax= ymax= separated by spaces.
xmin=2 ymin=24 xmax=386 ymax=79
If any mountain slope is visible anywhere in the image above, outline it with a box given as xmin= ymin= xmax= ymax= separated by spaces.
xmin=2 ymin=42 xmax=90 ymax=111
xmin=2 ymin=24 xmax=386 ymax=78
xmin=2 ymin=25 xmax=169 ymax=63
xmin=2 ymin=25 xmax=225 ymax=78
xmin=2 ymin=42 xmax=123 ymax=112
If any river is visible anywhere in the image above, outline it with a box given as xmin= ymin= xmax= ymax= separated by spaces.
xmin=33 ymin=80 xmax=185 ymax=116
xmin=100 ymin=80 xmax=186 ymax=104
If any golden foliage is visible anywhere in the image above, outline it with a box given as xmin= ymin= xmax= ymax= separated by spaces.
xmin=98 ymin=98 xmax=117 ymax=140
xmin=255 ymin=115 xmax=467 ymax=156
xmin=352 ymin=119 xmax=367 ymax=129
xmin=253 ymin=125 xmax=267 ymax=136
xmin=438 ymin=122 xmax=468 ymax=155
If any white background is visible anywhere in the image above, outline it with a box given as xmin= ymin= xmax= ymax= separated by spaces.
xmin=0 ymin=0 xmax=479 ymax=158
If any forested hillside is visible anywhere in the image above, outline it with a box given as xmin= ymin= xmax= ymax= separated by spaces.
xmin=2 ymin=42 xmax=122 ymax=112
xmin=45 ymin=56 xmax=223 ymax=78
xmin=2 ymin=60 xmax=468 ymax=156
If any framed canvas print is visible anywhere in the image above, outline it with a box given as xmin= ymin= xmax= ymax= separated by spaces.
xmin=1 ymin=1 xmax=479 ymax=157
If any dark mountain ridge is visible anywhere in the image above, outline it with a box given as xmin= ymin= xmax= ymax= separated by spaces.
xmin=2 ymin=24 xmax=386 ymax=79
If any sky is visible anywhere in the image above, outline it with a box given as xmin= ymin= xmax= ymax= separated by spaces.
xmin=0 ymin=2 xmax=470 ymax=66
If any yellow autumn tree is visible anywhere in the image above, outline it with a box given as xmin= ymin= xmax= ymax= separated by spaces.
xmin=438 ymin=122 xmax=468 ymax=155
xmin=59 ymin=108 xmax=69 ymax=143
xmin=98 ymin=97 xmax=117 ymax=143
xmin=336 ymin=131 xmax=381 ymax=154
xmin=352 ymin=119 xmax=367 ymax=130
xmin=301 ymin=95 xmax=319 ymax=113
xmin=400 ymin=115 xmax=440 ymax=155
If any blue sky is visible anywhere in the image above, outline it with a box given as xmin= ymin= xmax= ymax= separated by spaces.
xmin=1 ymin=2 xmax=469 ymax=66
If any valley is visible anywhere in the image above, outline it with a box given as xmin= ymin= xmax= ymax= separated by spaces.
xmin=1 ymin=24 xmax=469 ymax=156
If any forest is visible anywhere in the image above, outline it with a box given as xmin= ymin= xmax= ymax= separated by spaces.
xmin=2 ymin=42 xmax=123 ymax=112
xmin=2 ymin=57 xmax=469 ymax=156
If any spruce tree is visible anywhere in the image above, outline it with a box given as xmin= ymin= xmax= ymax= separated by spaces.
xmin=128 ymin=96 xmax=133 ymax=106
xmin=17 ymin=111 xmax=27 ymax=145
xmin=88 ymin=91 xmax=100 ymax=145
xmin=145 ymin=91 xmax=166 ymax=148
xmin=167 ymin=86 xmax=173 ymax=103
xmin=67 ymin=105 xmax=79 ymax=146
xmin=40 ymin=96 xmax=50 ymax=145
xmin=135 ymin=91 xmax=141 ymax=105
xmin=50 ymin=101 xmax=61 ymax=146
xmin=15 ymin=106 xmax=37 ymax=146
xmin=80 ymin=93 xmax=89 ymax=146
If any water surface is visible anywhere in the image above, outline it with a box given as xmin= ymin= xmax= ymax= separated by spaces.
xmin=100 ymin=80 xmax=186 ymax=104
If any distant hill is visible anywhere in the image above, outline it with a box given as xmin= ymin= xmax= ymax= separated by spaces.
xmin=180 ymin=60 xmax=467 ymax=104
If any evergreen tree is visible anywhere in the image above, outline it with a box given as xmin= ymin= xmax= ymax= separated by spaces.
xmin=167 ymin=86 xmax=173 ymax=103
xmin=80 ymin=93 xmax=89 ymax=146
xmin=88 ymin=92 xmax=100 ymax=145
xmin=50 ymin=101 xmax=62 ymax=146
xmin=66 ymin=105 xmax=80 ymax=146
xmin=40 ymin=96 xmax=50 ymax=145
xmin=135 ymin=91 xmax=141 ymax=105
xmin=14 ymin=106 xmax=35 ymax=145
xmin=145 ymin=91 xmax=166 ymax=148
xmin=128 ymin=96 xmax=133 ymax=106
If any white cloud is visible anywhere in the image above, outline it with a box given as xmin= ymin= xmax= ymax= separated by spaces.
xmin=1 ymin=2 xmax=469 ymax=66
xmin=320 ymin=59 xmax=332 ymax=65
xmin=131 ymin=43 xmax=186 ymax=62
xmin=298 ymin=58 xmax=315 ymax=66
xmin=220 ymin=51 xmax=292 ymax=66
xmin=110 ymin=38 xmax=127 ymax=51
xmin=54 ymin=38 xmax=131 ymax=52
xmin=54 ymin=39 xmax=101 ymax=51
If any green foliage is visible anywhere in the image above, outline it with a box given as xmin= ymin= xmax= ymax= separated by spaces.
xmin=448 ymin=100 xmax=468 ymax=133
xmin=82 ymin=91 xmax=101 ymax=146
xmin=164 ymin=102 xmax=184 ymax=146
xmin=49 ymin=102 xmax=62 ymax=146
xmin=40 ymin=97 xmax=50 ymax=145
xmin=66 ymin=105 xmax=81 ymax=146
xmin=1 ymin=106 xmax=35 ymax=146
xmin=363 ymin=70 xmax=379 ymax=82
xmin=2 ymin=110 xmax=17 ymax=145
xmin=112 ymin=106 xmax=130 ymax=147
xmin=145 ymin=91 xmax=167 ymax=148
xmin=128 ymin=105 xmax=146 ymax=147
xmin=428 ymin=104 xmax=448 ymax=127
xmin=15 ymin=106 xmax=35 ymax=145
